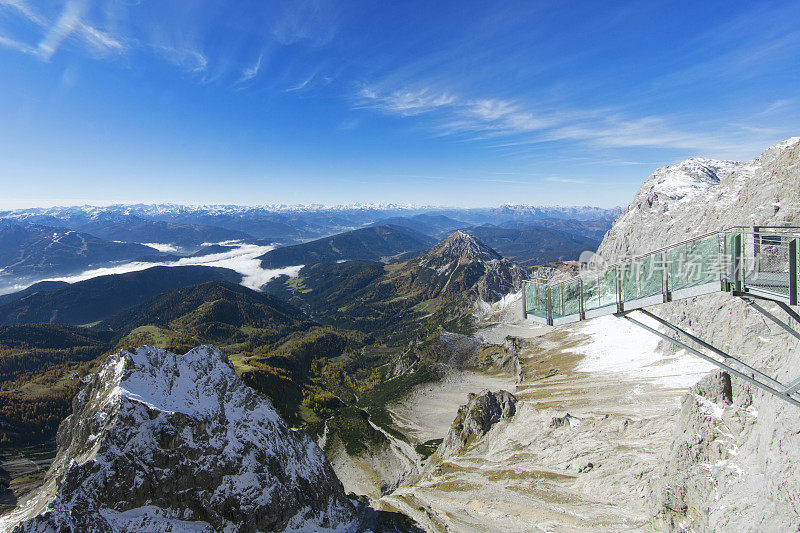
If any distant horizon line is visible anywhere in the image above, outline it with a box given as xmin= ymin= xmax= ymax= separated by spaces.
xmin=0 ymin=202 xmax=625 ymax=213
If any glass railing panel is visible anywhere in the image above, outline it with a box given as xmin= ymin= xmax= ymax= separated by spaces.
xmin=563 ymin=279 xmax=582 ymax=316
xmin=668 ymin=235 xmax=722 ymax=293
xmin=621 ymin=261 xmax=639 ymax=302
xmin=641 ymin=253 xmax=665 ymax=298
xmin=550 ymin=284 xmax=564 ymax=318
xmin=582 ymin=274 xmax=601 ymax=311
xmin=598 ymin=268 xmax=617 ymax=308
xmin=524 ymin=282 xmax=548 ymax=319
xmin=621 ymin=255 xmax=664 ymax=303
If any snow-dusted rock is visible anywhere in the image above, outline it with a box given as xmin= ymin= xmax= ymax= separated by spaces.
xmin=2 ymin=346 xmax=357 ymax=532
xmin=430 ymin=389 xmax=517 ymax=463
xmin=600 ymin=137 xmax=800 ymax=261
xmin=596 ymin=137 xmax=800 ymax=531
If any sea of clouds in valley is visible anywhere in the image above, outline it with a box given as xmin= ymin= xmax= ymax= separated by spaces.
xmin=0 ymin=241 xmax=302 ymax=295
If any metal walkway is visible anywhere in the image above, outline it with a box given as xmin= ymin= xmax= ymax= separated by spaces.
xmin=523 ymin=226 xmax=800 ymax=407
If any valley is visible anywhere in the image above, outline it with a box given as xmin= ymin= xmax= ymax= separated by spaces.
xmin=0 ymin=139 xmax=799 ymax=531
xmin=1 ymin=0 xmax=796 ymax=528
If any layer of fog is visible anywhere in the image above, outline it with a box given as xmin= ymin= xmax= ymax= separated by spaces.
xmin=141 ymin=242 xmax=180 ymax=253
xmin=1 ymin=242 xmax=303 ymax=295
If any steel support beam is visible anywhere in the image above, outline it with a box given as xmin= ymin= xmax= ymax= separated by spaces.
xmin=790 ymin=238 xmax=798 ymax=306
xmin=621 ymin=313 xmax=800 ymax=409
xmin=784 ymin=377 xmax=800 ymax=396
xmin=744 ymin=299 xmax=800 ymax=342
xmin=637 ymin=308 xmax=785 ymax=391
xmin=776 ymin=301 xmax=800 ymax=325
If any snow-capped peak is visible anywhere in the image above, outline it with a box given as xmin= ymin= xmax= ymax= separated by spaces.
xmin=598 ymin=136 xmax=800 ymax=261
xmin=5 ymin=345 xmax=357 ymax=532
xmin=647 ymin=158 xmax=740 ymax=200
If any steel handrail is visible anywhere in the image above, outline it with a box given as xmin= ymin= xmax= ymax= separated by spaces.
xmin=526 ymin=226 xmax=800 ymax=288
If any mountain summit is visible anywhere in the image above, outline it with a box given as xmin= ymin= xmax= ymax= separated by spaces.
xmin=3 ymin=346 xmax=357 ymax=532
xmin=600 ymin=136 xmax=800 ymax=261
xmin=414 ymin=231 xmax=526 ymax=304
xmin=419 ymin=230 xmax=502 ymax=269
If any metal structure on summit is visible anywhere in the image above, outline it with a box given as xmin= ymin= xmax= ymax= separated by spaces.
xmin=523 ymin=226 xmax=800 ymax=408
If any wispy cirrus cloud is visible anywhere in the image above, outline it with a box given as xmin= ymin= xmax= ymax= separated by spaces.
xmin=544 ymin=176 xmax=588 ymax=185
xmin=287 ymin=71 xmax=319 ymax=92
xmin=357 ymin=82 xmax=784 ymax=158
xmin=0 ymin=0 xmax=123 ymax=60
xmin=239 ymin=53 xmax=263 ymax=82
xmin=0 ymin=33 xmax=34 ymax=54
xmin=156 ymin=45 xmax=208 ymax=74
xmin=0 ymin=0 xmax=338 ymax=89
xmin=357 ymin=87 xmax=456 ymax=116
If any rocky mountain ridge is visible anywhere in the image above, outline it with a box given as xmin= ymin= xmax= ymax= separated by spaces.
xmin=596 ymin=136 xmax=800 ymax=530
xmin=415 ymin=231 xmax=527 ymax=304
xmin=1 ymin=345 xmax=358 ymax=532
xmin=0 ymin=222 xmax=169 ymax=280
xmin=600 ymin=137 xmax=799 ymax=260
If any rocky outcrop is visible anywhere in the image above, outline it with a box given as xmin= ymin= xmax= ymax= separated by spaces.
xmin=432 ymin=389 xmax=517 ymax=462
xmin=1 ymin=346 xmax=358 ymax=532
xmin=649 ymin=371 xmax=754 ymax=530
xmin=597 ymin=137 xmax=800 ymax=531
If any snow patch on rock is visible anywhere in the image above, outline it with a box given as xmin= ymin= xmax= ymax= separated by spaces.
xmin=3 ymin=346 xmax=357 ymax=532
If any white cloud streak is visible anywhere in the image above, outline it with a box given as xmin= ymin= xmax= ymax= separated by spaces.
xmin=157 ymin=45 xmax=208 ymax=73
xmin=0 ymin=34 xmax=34 ymax=54
xmin=543 ymin=176 xmax=588 ymax=185
xmin=0 ymin=0 xmax=124 ymax=60
xmin=239 ymin=53 xmax=263 ymax=82
xmin=37 ymin=0 xmax=86 ymax=60
xmin=358 ymin=83 xmax=783 ymax=158
xmin=358 ymin=87 xmax=456 ymax=116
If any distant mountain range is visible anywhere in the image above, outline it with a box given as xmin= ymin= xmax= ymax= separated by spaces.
xmin=0 ymin=265 xmax=241 ymax=326
xmin=0 ymin=204 xmax=621 ymax=242
xmin=464 ymin=225 xmax=599 ymax=265
xmin=259 ymin=225 xmax=437 ymax=268
xmin=368 ymin=214 xmax=469 ymax=238
xmin=496 ymin=217 xmax=614 ymax=242
xmin=70 ymin=215 xmax=253 ymax=249
xmin=0 ymin=222 xmax=169 ymax=280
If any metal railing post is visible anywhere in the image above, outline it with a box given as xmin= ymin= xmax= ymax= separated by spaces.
xmin=720 ymin=234 xmax=728 ymax=291
xmin=579 ymin=278 xmax=585 ymax=320
xmin=754 ymin=225 xmax=761 ymax=257
xmin=616 ymin=266 xmax=624 ymax=313
xmin=661 ymin=252 xmax=670 ymax=302
xmin=790 ymin=239 xmax=798 ymax=306
xmin=546 ymin=286 xmax=553 ymax=326
xmin=522 ymin=281 xmax=528 ymax=319
xmin=733 ymin=233 xmax=743 ymax=293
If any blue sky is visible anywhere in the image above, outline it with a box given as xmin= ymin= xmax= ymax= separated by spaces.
xmin=0 ymin=0 xmax=798 ymax=209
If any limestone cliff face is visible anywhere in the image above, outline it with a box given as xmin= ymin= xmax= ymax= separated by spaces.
xmin=427 ymin=389 xmax=517 ymax=466
xmin=2 ymin=346 xmax=357 ymax=532
xmin=599 ymin=137 xmax=800 ymax=260
xmin=597 ymin=137 xmax=800 ymax=531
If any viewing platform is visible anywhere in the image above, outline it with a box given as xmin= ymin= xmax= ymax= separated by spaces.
xmin=523 ymin=226 xmax=800 ymax=407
